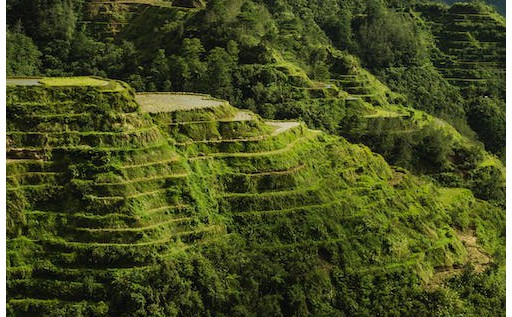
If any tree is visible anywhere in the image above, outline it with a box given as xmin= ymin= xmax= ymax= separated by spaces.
xmin=169 ymin=38 xmax=207 ymax=91
xmin=148 ymin=49 xmax=171 ymax=91
xmin=205 ymin=47 xmax=236 ymax=99
xmin=355 ymin=2 xmax=427 ymax=71
xmin=6 ymin=26 xmax=42 ymax=76
xmin=466 ymin=96 xmax=505 ymax=158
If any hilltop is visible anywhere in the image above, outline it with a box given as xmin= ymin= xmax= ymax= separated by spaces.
xmin=6 ymin=77 xmax=505 ymax=316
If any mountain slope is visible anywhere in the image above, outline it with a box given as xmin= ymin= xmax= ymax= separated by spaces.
xmin=6 ymin=77 xmax=505 ymax=316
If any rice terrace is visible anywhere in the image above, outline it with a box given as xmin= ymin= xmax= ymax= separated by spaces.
xmin=5 ymin=0 xmax=505 ymax=316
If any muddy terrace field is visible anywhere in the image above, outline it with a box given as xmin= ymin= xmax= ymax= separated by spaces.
xmin=136 ymin=93 xmax=227 ymax=113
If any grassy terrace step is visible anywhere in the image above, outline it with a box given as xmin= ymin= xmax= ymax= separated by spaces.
xmin=118 ymin=155 xmax=181 ymax=169
xmin=67 ymin=217 xmax=198 ymax=244
xmin=7 ymin=102 xmax=136 ymax=116
xmin=74 ymin=216 xmax=193 ymax=233
xmin=175 ymin=122 xmax=303 ymax=155
xmin=112 ymin=161 xmax=188 ymax=180
xmin=110 ymin=145 xmax=181 ymax=165
xmin=443 ymin=40 xmax=503 ymax=47
xmin=345 ymin=87 xmax=373 ymax=95
xmin=231 ymin=198 xmax=352 ymax=218
xmin=8 ymin=95 xmax=135 ymax=115
xmin=26 ymin=205 xmax=191 ymax=229
xmin=7 ymin=298 xmax=109 ymax=316
xmin=433 ymin=32 xmax=470 ymax=41
xmin=217 ymin=164 xmax=311 ymax=193
xmin=43 ymin=225 xmax=222 ymax=249
xmin=442 ymin=48 xmax=505 ymax=57
xmin=82 ymin=186 xmax=190 ymax=214
xmin=163 ymin=110 xmax=269 ymax=141
xmin=7 ymin=172 xmax=62 ymax=187
xmin=36 ymin=226 xmax=225 ymax=267
xmin=454 ymin=60 xmax=501 ymax=66
xmin=435 ymin=62 xmax=503 ymax=71
xmin=7 ymin=141 xmax=172 ymax=156
xmin=441 ymin=23 xmax=504 ymax=34
xmin=211 ymin=133 xmax=323 ymax=174
xmin=7 ymin=112 xmax=153 ymax=133
xmin=7 ymin=264 xmax=151 ymax=284
xmin=74 ymin=173 xmax=189 ymax=196
xmin=7 ymin=184 xmax=64 ymax=191
xmin=189 ymin=130 xmax=320 ymax=160
xmin=354 ymin=256 xmax=422 ymax=275
xmin=437 ymin=42 xmax=502 ymax=52
xmin=93 ymin=172 xmax=189 ymax=185
xmin=6 ymin=159 xmax=58 ymax=174
xmin=6 ymin=148 xmax=49 ymax=160
xmin=227 ymin=182 xmax=410 ymax=219
xmin=445 ymin=46 xmax=505 ymax=55
xmin=176 ymin=121 xmax=301 ymax=143
xmin=436 ymin=55 xmax=504 ymax=65
xmin=253 ymin=236 xmax=369 ymax=253
xmin=229 ymin=163 xmax=306 ymax=176
xmin=7 ymin=101 xmax=86 ymax=115
xmin=436 ymin=68 xmax=490 ymax=79
xmin=7 ymin=126 xmax=163 ymax=148
xmin=8 ymin=278 xmax=107 ymax=302
xmin=244 ymin=237 xmax=348 ymax=254
xmin=349 ymin=94 xmax=381 ymax=103
xmin=218 ymin=186 xmax=325 ymax=213
xmin=439 ymin=68 xmax=505 ymax=77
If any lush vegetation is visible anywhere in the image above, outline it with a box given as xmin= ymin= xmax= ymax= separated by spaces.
xmin=6 ymin=0 xmax=505 ymax=315
xmin=6 ymin=79 xmax=505 ymax=316
xmin=442 ymin=0 xmax=505 ymax=15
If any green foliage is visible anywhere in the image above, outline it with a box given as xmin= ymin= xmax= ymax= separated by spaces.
xmin=446 ymin=265 xmax=505 ymax=316
xmin=5 ymin=0 xmax=505 ymax=313
xmin=383 ymin=66 xmax=466 ymax=127
xmin=353 ymin=1 xmax=428 ymax=71
xmin=6 ymin=26 xmax=42 ymax=76
xmin=7 ymin=0 xmax=81 ymax=46
xmin=466 ymin=96 xmax=505 ymax=158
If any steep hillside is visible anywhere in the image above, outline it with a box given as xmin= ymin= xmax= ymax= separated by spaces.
xmin=413 ymin=1 xmax=505 ymax=158
xmin=416 ymin=2 xmax=505 ymax=94
xmin=6 ymin=0 xmax=506 ymax=158
xmin=442 ymin=0 xmax=505 ymax=16
xmin=6 ymin=77 xmax=505 ymax=316
xmin=88 ymin=0 xmax=506 ymax=196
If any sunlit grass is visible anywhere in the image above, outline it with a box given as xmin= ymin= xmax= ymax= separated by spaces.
xmin=39 ymin=76 xmax=110 ymax=87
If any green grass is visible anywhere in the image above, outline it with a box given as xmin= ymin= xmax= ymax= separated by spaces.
xmin=38 ymin=77 xmax=111 ymax=87
xmin=6 ymin=77 xmax=504 ymax=315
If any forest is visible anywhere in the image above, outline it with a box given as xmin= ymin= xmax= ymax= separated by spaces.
xmin=5 ymin=0 xmax=506 ymax=316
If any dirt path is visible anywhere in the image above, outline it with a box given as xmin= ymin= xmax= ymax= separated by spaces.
xmin=232 ymin=111 xmax=253 ymax=121
xmin=428 ymin=230 xmax=491 ymax=288
xmin=266 ymin=121 xmax=301 ymax=135
xmin=7 ymin=78 xmax=41 ymax=86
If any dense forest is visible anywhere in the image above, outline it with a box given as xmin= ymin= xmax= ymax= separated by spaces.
xmin=6 ymin=0 xmax=506 ymax=316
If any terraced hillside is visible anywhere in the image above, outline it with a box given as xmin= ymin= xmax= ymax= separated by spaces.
xmin=6 ymin=77 xmax=505 ymax=316
xmin=78 ymin=0 xmax=203 ymax=38
xmin=416 ymin=2 xmax=505 ymax=94
xmin=280 ymin=56 xmax=505 ymax=203
xmin=7 ymin=78 xmax=225 ymax=314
